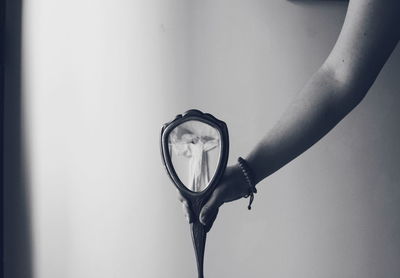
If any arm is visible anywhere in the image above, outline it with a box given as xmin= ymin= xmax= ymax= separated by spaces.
xmin=247 ymin=0 xmax=400 ymax=183
xmin=180 ymin=0 xmax=400 ymax=227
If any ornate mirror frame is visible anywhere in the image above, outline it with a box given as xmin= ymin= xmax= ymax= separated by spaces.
xmin=160 ymin=109 xmax=229 ymax=278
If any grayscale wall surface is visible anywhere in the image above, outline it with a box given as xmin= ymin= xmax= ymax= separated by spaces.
xmin=5 ymin=1 xmax=399 ymax=277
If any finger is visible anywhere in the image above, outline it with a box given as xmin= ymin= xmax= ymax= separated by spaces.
xmin=204 ymin=208 xmax=219 ymax=233
xmin=176 ymin=189 xmax=193 ymax=223
xmin=182 ymin=202 xmax=194 ymax=223
xmin=176 ymin=189 xmax=185 ymax=203
xmin=200 ymin=189 xmax=223 ymax=226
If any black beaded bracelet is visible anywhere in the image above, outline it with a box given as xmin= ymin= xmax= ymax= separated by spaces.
xmin=237 ymin=157 xmax=257 ymax=210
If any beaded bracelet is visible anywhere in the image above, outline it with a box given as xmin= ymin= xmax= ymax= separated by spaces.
xmin=237 ymin=157 xmax=257 ymax=210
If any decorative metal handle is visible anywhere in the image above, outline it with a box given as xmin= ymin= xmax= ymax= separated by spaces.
xmin=189 ymin=197 xmax=208 ymax=278
xmin=191 ymin=220 xmax=207 ymax=278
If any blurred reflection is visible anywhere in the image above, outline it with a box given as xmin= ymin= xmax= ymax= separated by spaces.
xmin=168 ymin=120 xmax=220 ymax=192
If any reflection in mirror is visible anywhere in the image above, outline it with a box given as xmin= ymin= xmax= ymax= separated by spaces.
xmin=168 ymin=120 xmax=221 ymax=192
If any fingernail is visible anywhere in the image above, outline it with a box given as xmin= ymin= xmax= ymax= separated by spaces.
xmin=200 ymin=215 xmax=207 ymax=225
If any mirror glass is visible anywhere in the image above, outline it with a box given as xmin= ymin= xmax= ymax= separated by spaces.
xmin=168 ymin=120 xmax=221 ymax=192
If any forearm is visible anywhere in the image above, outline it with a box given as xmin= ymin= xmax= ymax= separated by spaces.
xmin=244 ymin=0 xmax=400 ymax=185
xmin=245 ymin=68 xmax=366 ymax=184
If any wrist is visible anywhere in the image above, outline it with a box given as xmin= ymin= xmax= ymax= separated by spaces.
xmin=229 ymin=163 xmax=250 ymax=198
xmin=237 ymin=157 xmax=258 ymax=210
xmin=244 ymin=153 xmax=271 ymax=185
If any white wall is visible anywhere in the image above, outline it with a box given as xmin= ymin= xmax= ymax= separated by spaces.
xmin=21 ymin=1 xmax=400 ymax=277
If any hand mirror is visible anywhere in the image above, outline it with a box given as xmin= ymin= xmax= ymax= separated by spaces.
xmin=161 ymin=109 xmax=229 ymax=278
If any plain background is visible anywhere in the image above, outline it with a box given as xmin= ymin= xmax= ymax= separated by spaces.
xmin=4 ymin=1 xmax=400 ymax=277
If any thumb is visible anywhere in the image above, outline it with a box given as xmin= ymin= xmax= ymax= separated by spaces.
xmin=200 ymin=189 xmax=222 ymax=226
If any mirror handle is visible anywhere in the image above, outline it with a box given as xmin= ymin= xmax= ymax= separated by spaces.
xmin=189 ymin=197 xmax=208 ymax=278
xmin=191 ymin=220 xmax=206 ymax=278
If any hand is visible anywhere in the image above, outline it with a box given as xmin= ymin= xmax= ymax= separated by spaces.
xmin=177 ymin=164 xmax=250 ymax=230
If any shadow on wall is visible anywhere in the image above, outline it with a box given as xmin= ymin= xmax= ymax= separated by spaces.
xmin=3 ymin=0 xmax=33 ymax=277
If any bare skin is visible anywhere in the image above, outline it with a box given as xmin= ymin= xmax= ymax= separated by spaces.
xmin=179 ymin=0 xmax=400 ymax=228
